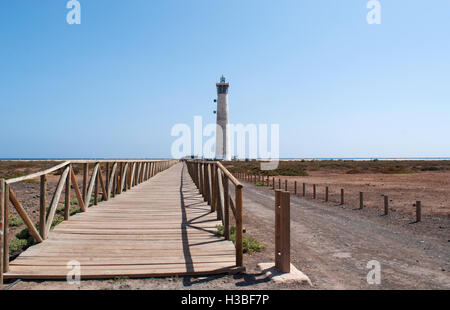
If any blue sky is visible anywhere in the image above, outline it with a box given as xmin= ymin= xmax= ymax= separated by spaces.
xmin=0 ymin=0 xmax=449 ymax=159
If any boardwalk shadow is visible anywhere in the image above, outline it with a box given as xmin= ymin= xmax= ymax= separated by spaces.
xmin=181 ymin=271 xmax=272 ymax=287
xmin=179 ymin=164 xmax=224 ymax=285
xmin=179 ymin=165 xmax=194 ymax=275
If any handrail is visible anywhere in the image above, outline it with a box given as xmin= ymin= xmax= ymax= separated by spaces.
xmin=0 ymin=159 xmax=178 ymax=281
xmin=216 ymin=161 xmax=242 ymax=188
xmin=4 ymin=159 xmax=172 ymax=184
xmin=6 ymin=161 xmax=70 ymax=184
xmin=185 ymin=160 xmax=244 ymax=268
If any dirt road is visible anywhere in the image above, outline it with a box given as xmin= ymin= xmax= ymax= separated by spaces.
xmin=241 ymin=182 xmax=450 ymax=289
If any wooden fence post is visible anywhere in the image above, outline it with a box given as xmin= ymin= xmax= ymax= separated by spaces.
xmin=384 ymin=195 xmax=389 ymax=215
xmin=325 ymin=186 xmax=329 ymax=202
xmin=272 ymin=177 xmax=275 ymax=189
xmin=276 ymin=191 xmax=290 ymax=273
xmin=285 ymin=180 xmax=288 ymax=191
xmin=106 ymin=162 xmax=110 ymax=192
xmin=3 ymin=183 xmax=9 ymax=273
xmin=40 ymin=175 xmax=47 ymax=240
xmin=83 ymin=163 xmax=88 ymax=202
xmin=0 ymin=179 xmax=4 ymax=284
xmin=340 ymin=188 xmax=344 ymax=205
xmin=235 ymin=185 xmax=243 ymax=267
xmin=278 ymin=179 xmax=281 ymax=190
xmin=274 ymin=190 xmax=281 ymax=269
xmin=313 ymin=184 xmax=316 ymax=199
xmin=199 ymin=164 xmax=204 ymax=196
xmin=94 ymin=166 xmax=99 ymax=205
xmin=211 ymin=165 xmax=217 ymax=212
xmin=360 ymin=192 xmax=364 ymax=209
xmin=303 ymin=183 xmax=306 ymax=197
xmin=294 ymin=181 xmax=297 ymax=195
xmin=112 ymin=162 xmax=116 ymax=198
xmin=205 ymin=164 xmax=211 ymax=205
xmin=416 ymin=201 xmax=421 ymax=222
xmin=65 ymin=166 xmax=71 ymax=220
xmin=223 ymin=176 xmax=230 ymax=240
xmin=203 ymin=164 xmax=208 ymax=202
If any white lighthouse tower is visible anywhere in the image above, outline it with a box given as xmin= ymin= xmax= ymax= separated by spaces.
xmin=215 ymin=75 xmax=231 ymax=161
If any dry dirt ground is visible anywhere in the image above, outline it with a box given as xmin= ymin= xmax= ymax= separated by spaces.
xmin=240 ymin=181 xmax=449 ymax=289
xmin=5 ymin=178 xmax=450 ymax=290
xmin=277 ymin=170 xmax=450 ymax=216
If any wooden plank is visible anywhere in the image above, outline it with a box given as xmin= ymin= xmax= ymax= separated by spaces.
xmin=11 ymin=256 xmax=236 ymax=266
xmin=5 ymin=264 xmax=240 ymax=280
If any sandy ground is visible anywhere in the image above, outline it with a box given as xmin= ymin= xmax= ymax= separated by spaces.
xmin=267 ymin=170 xmax=450 ymax=216
xmin=5 ymin=177 xmax=450 ymax=290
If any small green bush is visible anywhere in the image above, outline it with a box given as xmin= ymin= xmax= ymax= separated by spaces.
xmin=8 ymin=215 xmax=23 ymax=227
xmin=215 ymin=225 xmax=265 ymax=254
xmin=70 ymin=206 xmax=82 ymax=216
xmin=421 ymin=166 xmax=442 ymax=171
xmin=9 ymin=239 xmax=28 ymax=254
xmin=16 ymin=227 xmax=33 ymax=240
xmin=51 ymin=215 xmax=64 ymax=229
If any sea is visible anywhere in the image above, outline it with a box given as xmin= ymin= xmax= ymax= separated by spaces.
xmin=1 ymin=157 xmax=449 ymax=161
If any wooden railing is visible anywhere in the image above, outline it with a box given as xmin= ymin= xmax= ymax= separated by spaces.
xmin=0 ymin=159 xmax=177 ymax=282
xmin=185 ymin=160 xmax=244 ymax=267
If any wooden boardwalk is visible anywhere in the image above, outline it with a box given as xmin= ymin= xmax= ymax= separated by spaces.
xmin=4 ymin=163 xmax=237 ymax=279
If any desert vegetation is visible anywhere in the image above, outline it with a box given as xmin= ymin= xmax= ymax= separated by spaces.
xmin=223 ymin=159 xmax=450 ymax=176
